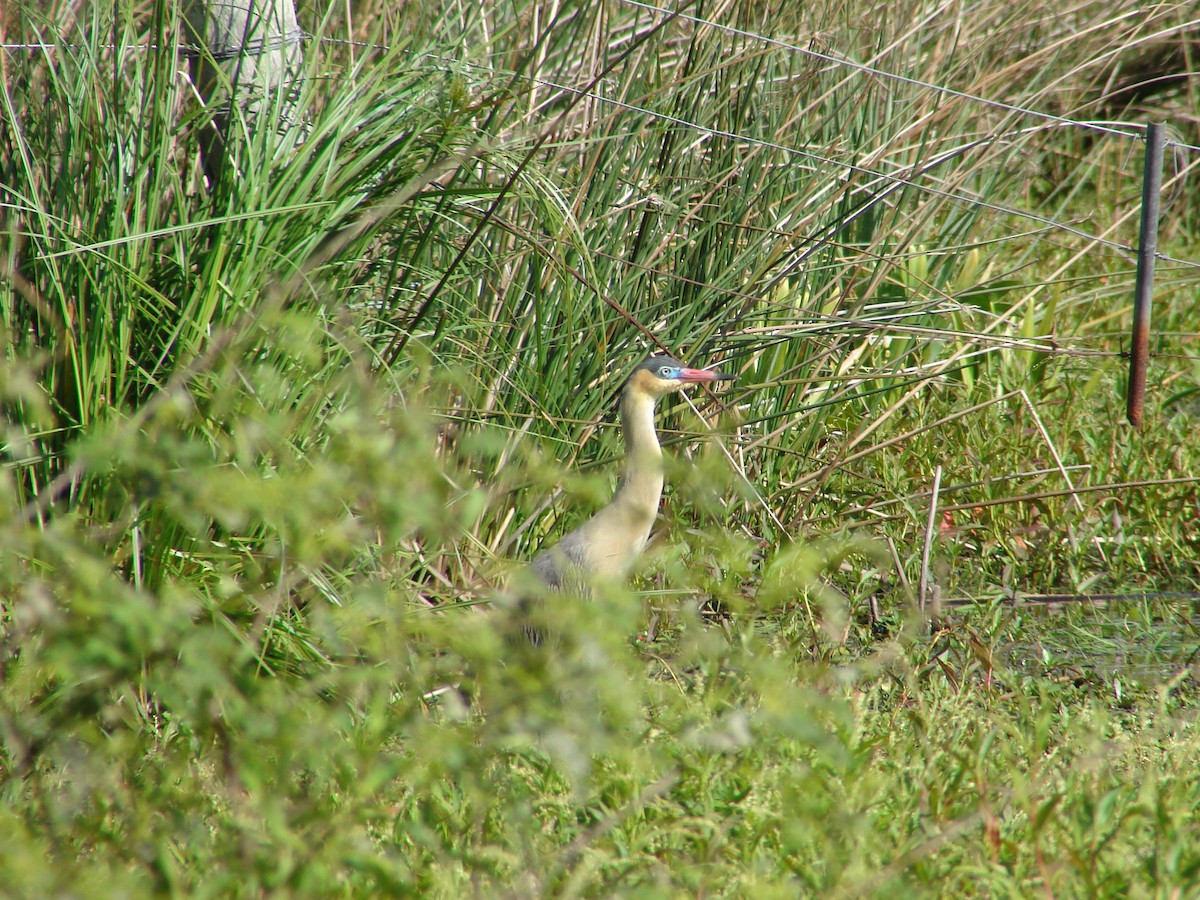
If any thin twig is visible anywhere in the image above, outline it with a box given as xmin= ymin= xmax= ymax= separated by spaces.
xmin=918 ymin=465 xmax=942 ymax=617
xmin=886 ymin=535 xmax=911 ymax=592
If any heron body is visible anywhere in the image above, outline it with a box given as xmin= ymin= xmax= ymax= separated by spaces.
xmin=528 ymin=355 xmax=733 ymax=595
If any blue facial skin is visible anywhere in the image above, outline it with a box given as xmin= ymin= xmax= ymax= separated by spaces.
xmin=657 ymin=365 xmax=682 ymax=380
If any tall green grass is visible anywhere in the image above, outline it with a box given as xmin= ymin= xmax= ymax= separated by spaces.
xmin=1 ymin=0 xmax=1198 ymax=894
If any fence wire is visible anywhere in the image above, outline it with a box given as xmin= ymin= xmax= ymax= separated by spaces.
xmin=6 ymin=12 xmax=1197 ymax=273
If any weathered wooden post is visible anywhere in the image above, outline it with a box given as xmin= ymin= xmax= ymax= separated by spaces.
xmin=183 ymin=0 xmax=307 ymax=184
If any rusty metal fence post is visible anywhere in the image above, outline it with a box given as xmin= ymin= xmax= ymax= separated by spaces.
xmin=1127 ymin=122 xmax=1166 ymax=428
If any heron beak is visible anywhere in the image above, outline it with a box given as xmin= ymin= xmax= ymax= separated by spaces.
xmin=678 ymin=367 xmax=735 ymax=383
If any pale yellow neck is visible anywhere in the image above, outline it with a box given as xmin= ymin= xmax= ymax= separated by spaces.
xmin=611 ymin=388 xmax=665 ymax=518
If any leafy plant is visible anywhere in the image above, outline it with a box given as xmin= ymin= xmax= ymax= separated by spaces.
xmin=1 ymin=0 xmax=1198 ymax=894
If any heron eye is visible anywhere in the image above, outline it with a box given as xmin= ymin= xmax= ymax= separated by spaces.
xmin=659 ymin=366 xmax=673 ymax=377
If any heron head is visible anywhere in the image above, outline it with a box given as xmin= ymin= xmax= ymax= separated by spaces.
xmin=627 ymin=354 xmax=735 ymax=399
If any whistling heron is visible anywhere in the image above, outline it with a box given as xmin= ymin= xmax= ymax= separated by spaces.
xmin=527 ymin=355 xmax=734 ymax=595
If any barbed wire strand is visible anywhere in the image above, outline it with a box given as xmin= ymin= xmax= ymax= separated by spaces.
xmin=526 ymin=74 xmax=1200 ymax=272
xmin=4 ymin=1 xmax=1199 ymax=159
xmin=618 ymin=0 xmax=1200 ymax=154
xmin=4 ymin=22 xmax=1200 ymax=273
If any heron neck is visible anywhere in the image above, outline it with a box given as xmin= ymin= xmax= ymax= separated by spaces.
xmin=613 ymin=388 xmax=665 ymax=515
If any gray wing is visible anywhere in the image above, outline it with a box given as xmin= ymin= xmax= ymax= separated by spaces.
xmin=529 ymin=528 xmax=590 ymax=591
xmin=518 ymin=529 xmax=593 ymax=646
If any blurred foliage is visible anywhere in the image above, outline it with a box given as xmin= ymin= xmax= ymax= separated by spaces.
xmin=0 ymin=0 xmax=1198 ymax=895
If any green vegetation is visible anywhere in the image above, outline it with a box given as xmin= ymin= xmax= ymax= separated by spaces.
xmin=2 ymin=0 xmax=1198 ymax=894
